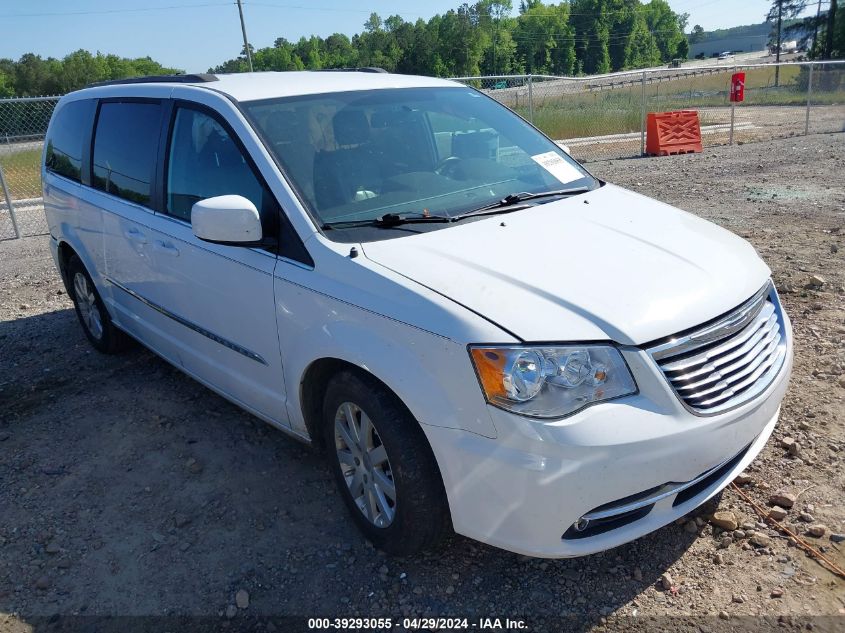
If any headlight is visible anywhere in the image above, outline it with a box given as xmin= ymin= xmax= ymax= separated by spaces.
xmin=469 ymin=345 xmax=637 ymax=418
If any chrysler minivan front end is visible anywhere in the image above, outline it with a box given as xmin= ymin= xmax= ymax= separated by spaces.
xmin=46 ymin=71 xmax=793 ymax=559
xmin=420 ymin=283 xmax=791 ymax=557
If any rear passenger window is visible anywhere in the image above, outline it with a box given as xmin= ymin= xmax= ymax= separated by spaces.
xmin=45 ymin=99 xmax=95 ymax=182
xmin=165 ymin=107 xmax=274 ymax=224
xmin=92 ymin=101 xmax=162 ymax=206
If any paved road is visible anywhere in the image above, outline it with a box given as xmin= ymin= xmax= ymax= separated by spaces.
xmin=0 ymin=140 xmax=43 ymax=155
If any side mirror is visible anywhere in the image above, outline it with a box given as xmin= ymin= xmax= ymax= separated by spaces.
xmin=191 ymin=195 xmax=264 ymax=245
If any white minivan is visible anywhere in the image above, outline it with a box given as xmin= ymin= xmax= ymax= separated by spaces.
xmin=43 ymin=70 xmax=792 ymax=558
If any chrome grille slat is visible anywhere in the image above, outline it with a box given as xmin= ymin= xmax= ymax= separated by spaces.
xmin=674 ymin=331 xmax=781 ymax=393
xmin=681 ymin=336 xmax=781 ymax=401
xmin=665 ymin=313 xmax=777 ymax=381
xmin=648 ymin=284 xmax=788 ymax=415
xmin=661 ymin=304 xmax=776 ymax=373
xmin=690 ymin=347 xmax=786 ymax=408
xmin=650 ymin=284 xmax=770 ymax=361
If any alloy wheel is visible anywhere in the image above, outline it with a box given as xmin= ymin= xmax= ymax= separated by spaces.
xmin=334 ymin=401 xmax=396 ymax=528
xmin=73 ymin=272 xmax=103 ymax=340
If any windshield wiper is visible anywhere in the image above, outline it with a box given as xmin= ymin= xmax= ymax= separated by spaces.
xmin=322 ymin=187 xmax=592 ymax=229
xmin=323 ymin=212 xmax=451 ymax=230
xmin=449 ymin=187 xmax=593 ymax=222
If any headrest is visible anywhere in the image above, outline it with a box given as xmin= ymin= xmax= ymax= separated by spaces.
xmin=333 ymin=110 xmax=369 ymax=146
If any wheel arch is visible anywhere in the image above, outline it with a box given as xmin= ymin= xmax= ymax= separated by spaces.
xmin=299 ymin=357 xmax=415 ymax=451
xmin=285 ymin=316 xmax=498 ymax=442
xmin=56 ymin=239 xmax=78 ymax=292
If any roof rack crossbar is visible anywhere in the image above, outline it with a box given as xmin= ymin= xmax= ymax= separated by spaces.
xmin=87 ymin=74 xmax=219 ymax=88
xmin=316 ymin=67 xmax=388 ymax=74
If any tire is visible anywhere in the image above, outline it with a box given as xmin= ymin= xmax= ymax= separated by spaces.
xmin=322 ymin=369 xmax=451 ymax=555
xmin=67 ymin=255 xmax=130 ymax=354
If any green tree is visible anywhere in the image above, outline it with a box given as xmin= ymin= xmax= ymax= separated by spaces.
xmin=514 ymin=2 xmax=575 ymax=74
xmin=356 ymin=13 xmax=402 ymax=70
xmin=689 ymin=24 xmax=705 ymax=44
xmin=294 ymin=36 xmax=324 ymax=69
xmin=675 ymin=36 xmax=689 ymax=59
xmin=2 ymin=51 xmax=177 ymax=96
xmin=791 ymin=0 xmax=842 ymax=59
xmin=12 ymin=54 xmax=58 ymax=96
xmin=625 ymin=13 xmax=661 ymax=68
xmin=434 ymin=6 xmax=486 ymax=76
xmin=767 ymin=0 xmax=808 ymax=84
xmin=252 ymin=45 xmax=300 ymax=71
xmin=475 ymin=0 xmax=516 ymax=75
xmin=401 ymin=18 xmax=443 ymax=75
xmin=204 ymin=0 xmax=691 ymax=80
xmin=323 ymin=34 xmax=358 ymax=68
xmin=606 ymin=0 xmax=640 ymax=72
xmin=57 ymin=50 xmax=106 ymax=93
xmin=0 ymin=68 xmax=14 ymax=98
xmin=571 ymin=0 xmax=611 ymax=74
xmin=642 ymin=0 xmax=687 ymax=61
xmin=833 ymin=0 xmax=844 ymax=58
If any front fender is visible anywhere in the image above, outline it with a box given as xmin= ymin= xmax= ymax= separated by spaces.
xmin=281 ymin=316 xmax=498 ymax=440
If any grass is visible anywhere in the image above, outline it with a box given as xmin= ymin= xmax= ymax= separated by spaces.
xmin=0 ymin=148 xmax=42 ymax=200
xmin=512 ymin=65 xmax=844 ymax=139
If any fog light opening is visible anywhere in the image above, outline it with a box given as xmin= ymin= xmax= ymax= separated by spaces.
xmin=573 ymin=517 xmax=590 ymax=532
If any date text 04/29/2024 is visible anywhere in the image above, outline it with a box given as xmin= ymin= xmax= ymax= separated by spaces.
xmin=307 ymin=617 xmax=528 ymax=630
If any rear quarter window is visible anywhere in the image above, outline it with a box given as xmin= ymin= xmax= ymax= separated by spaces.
xmin=92 ymin=101 xmax=163 ymax=206
xmin=44 ymin=99 xmax=96 ymax=182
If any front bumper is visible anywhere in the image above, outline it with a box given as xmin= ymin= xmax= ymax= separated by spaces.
xmin=422 ymin=314 xmax=793 ymax=558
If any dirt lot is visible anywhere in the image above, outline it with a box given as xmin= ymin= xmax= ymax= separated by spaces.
xmin=1 ymin=133 xmax=844 ymax=632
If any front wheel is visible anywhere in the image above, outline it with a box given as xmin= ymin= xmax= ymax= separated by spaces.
xmin=322 ymin=370 xmax=451 ymax=555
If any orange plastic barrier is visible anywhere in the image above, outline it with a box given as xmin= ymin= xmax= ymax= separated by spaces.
xmin=645 ymin=110 xmax=702 ymax=156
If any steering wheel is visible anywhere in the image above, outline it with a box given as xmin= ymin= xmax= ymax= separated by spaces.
xmin=434 ymin=156 xmax=463 ymax=179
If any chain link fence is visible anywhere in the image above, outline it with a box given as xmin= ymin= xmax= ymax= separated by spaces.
xmin=0 ymin=96 xmax=58 ymax=240
xmin=0 ymin=63 xmax=843 ymax=240
xmin=453 ymin=61 xmax=845 ymax=164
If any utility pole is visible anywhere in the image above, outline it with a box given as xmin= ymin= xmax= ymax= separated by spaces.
xmin=824 ymin=0 xmax=837 ymax=59
xmin=492 ymin=20 xmax=497 ymax=76
xmin=236 ymin=0 xmax=254 ymax=72
xmin=775 ymin=0 xmax=783 ymax=87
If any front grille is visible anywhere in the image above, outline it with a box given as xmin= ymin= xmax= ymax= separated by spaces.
xmin=648 ymin=283 xmax=787 ymax=415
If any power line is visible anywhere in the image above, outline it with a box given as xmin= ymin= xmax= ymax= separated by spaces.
xmin=247 ymin=2 xmax=428 ymax=16
xmin=0 ymin=2 xmax=231 ymax=18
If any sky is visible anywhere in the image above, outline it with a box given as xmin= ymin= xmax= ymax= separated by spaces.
xmin=0 ymin=0 xmax=817 ymax=72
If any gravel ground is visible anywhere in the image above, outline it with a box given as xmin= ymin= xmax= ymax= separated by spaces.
xmin=1 ymin=133 xmax=844 ymax=632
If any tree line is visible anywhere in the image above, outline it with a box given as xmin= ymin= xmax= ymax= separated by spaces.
xmin=3 ymin=0 xmax=842 ymax=99
xmin=768 ymin=0 xmax=842 ymax=60
xmin=0 ymin=50 xmax=180 ymax=98
xmin=212 ymin=0 xmax=689 ymax=77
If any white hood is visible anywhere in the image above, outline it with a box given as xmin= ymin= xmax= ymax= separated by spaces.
xmin=361 ymin=184 xmax=770 ymax=345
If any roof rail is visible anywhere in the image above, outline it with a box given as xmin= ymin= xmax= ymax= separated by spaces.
xmin=87 ymin=73 xmax=219 ymax=88
xmin=316 ymin=67 xmax=388 ymax=74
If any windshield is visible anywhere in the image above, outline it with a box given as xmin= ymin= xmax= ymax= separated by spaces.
xmin=244 ymin=87 xmax=597 ymax=229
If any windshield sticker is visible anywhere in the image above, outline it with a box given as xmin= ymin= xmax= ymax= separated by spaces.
xmin=531 ymin=151 xmax=583 ymax=185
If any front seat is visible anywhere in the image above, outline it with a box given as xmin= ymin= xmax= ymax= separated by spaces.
xmin=264 ymin=110 xmax=316 ymax=203
xmin=313 ymin=110 xmax=381 ymax=212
